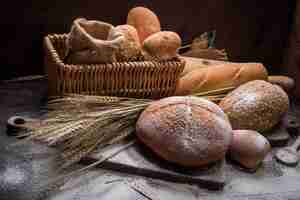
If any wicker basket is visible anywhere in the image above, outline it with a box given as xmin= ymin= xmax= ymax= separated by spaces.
xmin=44 ymin=34 xmax=185 ymax=99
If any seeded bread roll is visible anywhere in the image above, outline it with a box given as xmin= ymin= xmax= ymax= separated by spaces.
xmin=136 ymin=96 xmax=233 ymax=167
xmin=175 ymin=62 xmax=268 ymax=96
xmin=229 ymin=130 xmax=271 ymax=169
xmin=219 ymin=80 xmax=289 ymax=132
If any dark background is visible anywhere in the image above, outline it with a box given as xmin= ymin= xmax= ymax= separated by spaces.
xmin=0 ymin=1 xmax=296 ymax=80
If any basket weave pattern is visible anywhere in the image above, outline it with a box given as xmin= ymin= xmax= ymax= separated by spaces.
xmin=44 ymin=34 xmax=185 ymax=99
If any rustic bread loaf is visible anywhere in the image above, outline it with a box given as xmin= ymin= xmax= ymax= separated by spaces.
xmin=229 ymin=130 xmax=271 ymax=169
xmin=136 ymin=96 xmax=233 ymax=167
xmin=219 ymin=80 xmax=289 ymax=132
xmin=142 ymin=31 xmax=181 ymax=61
xmin=107 ymin=24 xmax=141 ymax=61
xmin=268 ymin=75 xmax=295 ymax=93
xmin=175 ymin=62 xmax=268 ymax=96
xmin=127 ymin=7 xmax=161 ymax=43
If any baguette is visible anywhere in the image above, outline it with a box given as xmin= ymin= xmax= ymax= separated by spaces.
xmin=175 ymin=62 xmax=268 ymax=96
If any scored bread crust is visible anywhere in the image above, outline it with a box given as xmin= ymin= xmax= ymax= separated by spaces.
xmin=136 ymin=96 xmax=233 ymax=167
xmin=175 ymin=62 xmax=268 ymax=96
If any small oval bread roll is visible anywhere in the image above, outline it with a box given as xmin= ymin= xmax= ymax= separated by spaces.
xmin=136 ymin=96 xmax=233 ymax=167
xmin=219 ymin=80 xmax=289 ymax=132
xmin=268 ymin=75 xmax=295 ymax=93
xmin=229 ymin=130 xmax=271 ymax=169
xmin=127 ymin=7 xmax=161 ymax=43
xmin=142 ymin=31 xmax=182 ymax=61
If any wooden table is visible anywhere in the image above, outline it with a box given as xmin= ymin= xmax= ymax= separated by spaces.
xmin=1 ymin=77 xmax=300 ymax=200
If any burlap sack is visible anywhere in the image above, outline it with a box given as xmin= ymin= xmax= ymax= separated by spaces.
xmin=65 ymin=18 xmax=141 ymax=64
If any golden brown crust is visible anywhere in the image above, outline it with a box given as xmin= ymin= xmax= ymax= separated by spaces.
xmin=229 ymin=130 xmax=271 ymax=169
xmin=268 ymin=75 xmax=295 ymax=92
xmin=175 ymin=62 xmax=268 ymax=96
xmin=219 ymin=80 xmax=289 ymax=132
xmin=136 ymin=96 xmax=232 ymax=167
xmin=142 ymin=31 xmax=181 ymax=61
xmin=127 ymin=7 xmax=161 ymax=43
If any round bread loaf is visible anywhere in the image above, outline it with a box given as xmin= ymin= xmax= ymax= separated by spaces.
xmin=127 ymin=7 xmax=161 ymax=43
xmin=219 ymin=80 xmax=289 ymax=132
xmin=136 ymin=96 xmax=233 ymax=167
xmin=142 ymin=31 xmax=181 ymax=61
xmin=229 ymin=130 xmax=271 ymax=169
xmin=107 ymin=24 xmax=141 ymax=61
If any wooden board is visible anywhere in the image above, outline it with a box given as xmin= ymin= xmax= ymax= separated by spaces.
xmin=8 ymin=109 xmax=300 ymax=191
xmin=6 ymin=113 xmax=226 ymax=190
xmin=84 ymin=139 xmax=226 ymax=190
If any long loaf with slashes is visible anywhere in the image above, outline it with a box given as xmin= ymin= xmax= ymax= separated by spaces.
xmin=175 ymin=60 xmax=268 ymax=96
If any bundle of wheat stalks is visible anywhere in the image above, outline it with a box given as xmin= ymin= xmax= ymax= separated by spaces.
xmin=17 ymin=87 xmax=233 ymax=171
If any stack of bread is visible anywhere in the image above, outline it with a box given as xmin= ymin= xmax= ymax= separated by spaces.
xmin=136 ymin=78 xmax=290 ymax=170
xmin=67 ymin=7 xmax=294 ymax=171
xmin=126 ymin=6 xmax=293 ymax=170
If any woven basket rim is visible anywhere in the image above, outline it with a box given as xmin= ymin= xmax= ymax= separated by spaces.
xmin=44 ymin=34 xmax=185 ymax=68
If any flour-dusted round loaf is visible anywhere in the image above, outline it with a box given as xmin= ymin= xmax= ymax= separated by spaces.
xmin=229 ymin=130 xmax=271 ymax=169
xmin=219 ymin=80 xmax=289 ymax=132
xmin=127 ymin=7 xmax=161 ymax=43
xmin=136 ymin=96 xmax=233 ymax=167
xmin=142 ymin=31 xmax=181 ymax=61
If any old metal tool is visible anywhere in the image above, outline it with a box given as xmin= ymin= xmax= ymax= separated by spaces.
xmin=6 ymin=115 xmax=42 ymax=136
xmin=275 ymin=115 xmax=300 ymax=166
xmin=275 ymin=136 xmax=300 ymax=166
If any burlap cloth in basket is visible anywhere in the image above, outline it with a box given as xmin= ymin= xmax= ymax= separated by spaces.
xmin=65 ymin=18 xmax=141 ymax=64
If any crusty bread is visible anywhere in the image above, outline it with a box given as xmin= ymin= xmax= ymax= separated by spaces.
xmin=219 ymin=80 xmax=289 ymax=132
xmin=175 ymin=62 xmax=268 ymax=96
xmin=142 ymin=31 xmax=181 ymax=61
xmin=268 ymin=75 xmax=295 ymax=93
xmin=127 ymin=7 xmax=161 ymax=43
xmin=107 ymin=24 xmax=141 ymax=61
xmin=180 ymin=56 xmax=226 ymax=77
xmin=136 ymin=96 xmax=233 ymax=167
xmin=229 ymin=130 xmax=271 ymax=169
